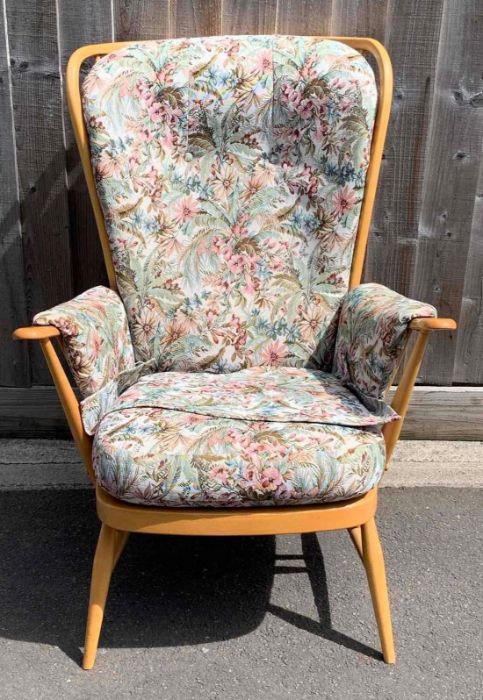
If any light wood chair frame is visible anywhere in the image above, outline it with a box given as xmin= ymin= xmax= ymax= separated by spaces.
xmin=13 ymin=37 xmax=456 ymax=669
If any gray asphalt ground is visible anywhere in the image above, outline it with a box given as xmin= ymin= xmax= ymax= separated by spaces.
xmin=0 ymin=441 xmax=482 ymax=699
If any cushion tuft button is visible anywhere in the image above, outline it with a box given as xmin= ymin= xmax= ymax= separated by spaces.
xmin=268 ymin=152 xmax=280 ymax=164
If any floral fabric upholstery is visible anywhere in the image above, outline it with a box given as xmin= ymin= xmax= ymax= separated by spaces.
xmin=82 ymin=365 xmax=399 ymax=436
xmin=82 ymin=36 xmax=377 ymax=372
xmin=332 ymin=283 xmax=437 ymax=410
xmin=33 ymin=286 xmax=135 ymax=396
xmin=93 ymin=407 xmax=386 ymax=507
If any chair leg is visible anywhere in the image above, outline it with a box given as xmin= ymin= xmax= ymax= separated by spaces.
xmin=83 ymin=524 xmax=127 ymax=670
xmin=347 ymin=526 xmax=364 ymax=561
xmin=361 ymin=517 xmax=396 ymax=664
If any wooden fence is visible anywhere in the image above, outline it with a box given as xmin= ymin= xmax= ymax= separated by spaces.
xmin=1 ymin=0 xmax=482 ymax=436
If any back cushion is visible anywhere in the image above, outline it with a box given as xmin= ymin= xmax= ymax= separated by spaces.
xmin=82 ymin=35 xmax=377 ymax=372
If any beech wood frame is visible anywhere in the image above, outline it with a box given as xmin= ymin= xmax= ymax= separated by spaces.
xmin=13 ymin=37 xmax=456 ymax=669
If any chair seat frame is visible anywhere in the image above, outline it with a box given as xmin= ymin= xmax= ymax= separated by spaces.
xmin=14 ymin=37 xmax=456 ymax=669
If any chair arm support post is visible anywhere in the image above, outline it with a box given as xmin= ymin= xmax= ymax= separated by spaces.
xmin=13 ymin=327 xmax=95 ymax=484
xmin=382 ymin=317 xmax=456 ymax=467
xmin=382 ymin=331 xmax=429 ymax=466
xmin=39 ymin=338 xmax=96 ymax=483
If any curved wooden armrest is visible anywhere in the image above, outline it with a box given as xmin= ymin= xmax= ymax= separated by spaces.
xmin=409 ymin=317 xmax=457 ymax=332
xmin=13 ymin=325 xmax=61 ymax=340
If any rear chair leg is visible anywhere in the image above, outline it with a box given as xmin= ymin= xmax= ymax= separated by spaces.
xmin=361 ymin=517 xmax=396 ymax=663
xmin=83 ymin=524 xmax=129 ymax=670
xmin=347 ymin=526 xmax=364 ymax=561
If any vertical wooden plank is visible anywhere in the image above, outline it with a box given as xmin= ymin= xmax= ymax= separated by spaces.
xmin=454 ymin=160 xmax=483 ymax=383
xmin=58 ymin=0 xmax=112 ymax=296
xmin=221 ymin=0 xmax=277 ymax=35
xmin=362 ymin=0 xmax=444 ymax=297
xmin=0 ymin=0 xmax=29 ymax=386
xmin=276 ymin=0 xmax=332 ymax=35
xmin=171 ymin=0 xmax=221 ymax=37
xmin=330 ymin=0 xmax=389 ymax=39
xmin=412 ymin=0 xmax=483 ymax=384
xmin=6 ymin=0 xmax=73 ymax=384
xmin=113 ymin=0 xmax=171 ymax=40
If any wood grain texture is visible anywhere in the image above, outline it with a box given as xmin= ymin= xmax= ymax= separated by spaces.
xmin=363 ymin=0 xmax=444 ymax=295
xmin=171 ymin=0 xmax=221 ymax=36
xmin=412 ymin=0 xmax=483 ymax=383
xmin=330 ymin=0 xmax=389 ymax=39
xmin=0 ymin=1 xmax=29 ymax=386
xmin=276 ymin=0 xmax=332 ymax=34
xmin=276 ymin=0 xmax=334 ymax=36
xmin=221 ymin=0 xmax=277 ymax=34
xmin=454 ymin=158 xmax=483 ymax=382
xmin=6 ymin=0 xmax=73 ymax=384
xmin=58 ymin=0 xmax=112 ymax=295
xmin=113 ymin=0 xmax=171 ymax=40
xmin=2 ymin=386 xmax=482 ymax=439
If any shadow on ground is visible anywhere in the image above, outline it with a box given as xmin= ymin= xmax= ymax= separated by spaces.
xmin=0 ymin=490 xmax=380 ymax=667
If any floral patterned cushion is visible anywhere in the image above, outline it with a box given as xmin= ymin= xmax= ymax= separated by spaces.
xmin=93 ymin=407 xmax=385 ymax=507
xmin=82 ymin=36 xmax=377 ymax=372
xmin=33 ymin=286 xmax=135 ymax=396
xmin=81 ymin=365 xmax=399 ymax=436
xmin=332 ymin=283 xmax=437 ymax=410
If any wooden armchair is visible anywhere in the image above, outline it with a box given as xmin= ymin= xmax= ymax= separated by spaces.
xmin=14 ymin=35 xmax=456 ymax=669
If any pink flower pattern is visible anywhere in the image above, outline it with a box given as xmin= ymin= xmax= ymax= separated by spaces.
xmin=33 ymin=286 xmax=135 ymax=396
xmin=82 ymin=36 xmax=378 ymax=371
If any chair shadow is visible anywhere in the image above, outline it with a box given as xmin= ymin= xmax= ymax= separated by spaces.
xmin=269 ymin=533 xmax=381 ymax=660
xmin=0 ymin=489 xmax=379 ymax=666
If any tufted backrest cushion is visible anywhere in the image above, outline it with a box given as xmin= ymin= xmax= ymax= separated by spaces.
xmin=82 ymin=35 xmax=377 ymax=372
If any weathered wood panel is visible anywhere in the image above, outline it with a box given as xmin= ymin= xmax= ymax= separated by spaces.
xmin=276 ymin=0 xmax=332 ymax=34
xmin=221 ymin=0 xmax=277 ymax=34
xmin=454 ymin=158 xmax=483 ymax=383
xmin=114 ymin=0 xmax=171 ymax=40
xmin=5 ymin=0 xmax=73 ymax=384
xmin=58 ymin=0 xmax=112 ymax=295
xmin=171 ymin=0 xmax=221 ymax=36
xmin=411 ymin=0 xmax=483 ymax=383
xmin=0 ymin=1 xmax=29 ymax=386
xmin=330 ymin=0 xmax=389 ymax=40
xmin=363 ymin=0 xmax=445 ymax=296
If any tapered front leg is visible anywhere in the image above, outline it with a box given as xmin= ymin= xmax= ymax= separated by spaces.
xmin=361 ymin=517 xmax=396 ymax=663
xmin=83 ymin=524 xmax=127 ymax=670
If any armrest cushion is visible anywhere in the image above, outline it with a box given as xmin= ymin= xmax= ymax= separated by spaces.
xmin=33 ymin=286 xmax=135 ymax=396
xmin=333 ymin=283 xmax=437 ymax=406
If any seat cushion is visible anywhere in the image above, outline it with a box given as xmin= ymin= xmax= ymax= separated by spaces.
xmin=93 ymin=408 xmax=385 ymax=508
xmin=91 ymin=367 xmax=391 ymax=507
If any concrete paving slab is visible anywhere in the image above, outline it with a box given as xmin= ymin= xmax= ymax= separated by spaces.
xmin=0 ymin=487 xmax=481 ymax=699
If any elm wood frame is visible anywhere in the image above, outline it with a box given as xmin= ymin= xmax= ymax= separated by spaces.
xmin=13 ymin=38 xmax=456 ymax=669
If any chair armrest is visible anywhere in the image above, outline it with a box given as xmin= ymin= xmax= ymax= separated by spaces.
xmin=13 ymin=325 xmax=61 ymax=340
xmin=332 ymin=283 xmax=439 ymax=408
xmin=409 ymin=317 xmax=457 ymax=332
xmin=30 ymin=285 xmax=135 ymax=397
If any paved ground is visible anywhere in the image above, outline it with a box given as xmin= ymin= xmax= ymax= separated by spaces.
xmin=0 ymin=441 xmax=482 ymax=699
